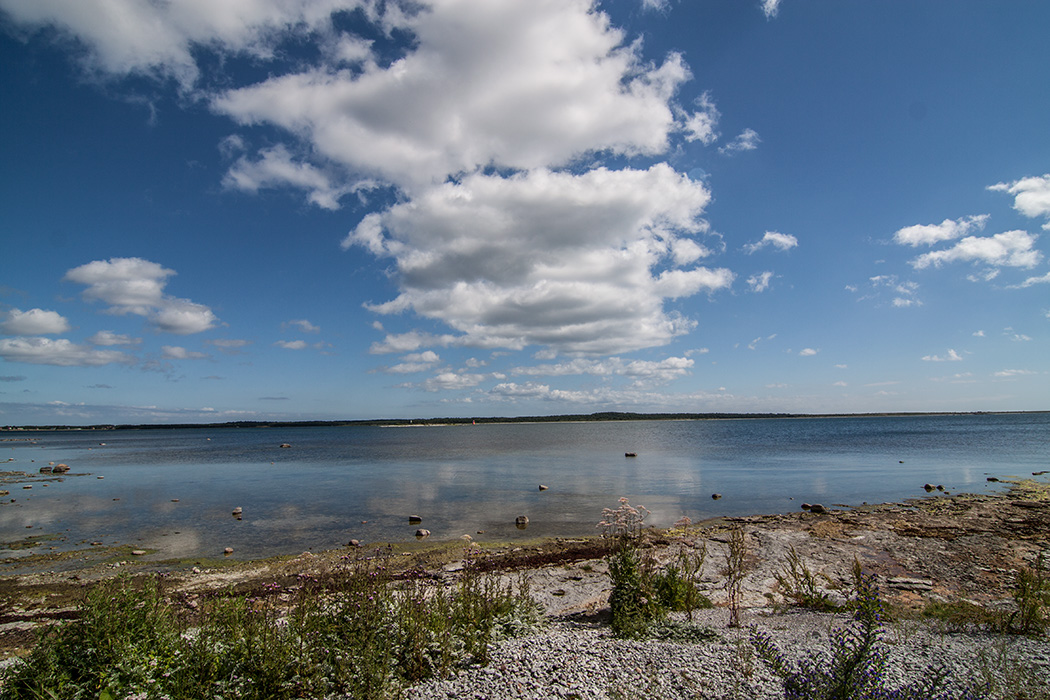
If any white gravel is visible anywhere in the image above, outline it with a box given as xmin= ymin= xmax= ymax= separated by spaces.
xmin=406 ymin=608 xmax=1050 ymax=700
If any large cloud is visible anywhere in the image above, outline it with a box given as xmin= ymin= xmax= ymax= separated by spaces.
xmin=64 ymin=257 xmax=218 ymax=334
xmin=6 ymin=0 xmax=734 ymax=370
xmin=0 ymin=0 xmax=356 ymax=90
xmin=345 ymin=165 xmax=732 ymax=355
xmin=212 ymin=0 xmax=695 ymax=193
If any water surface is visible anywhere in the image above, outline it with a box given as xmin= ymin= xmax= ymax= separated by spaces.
xmin=2 ymin=413 xmax=1047 ymax=564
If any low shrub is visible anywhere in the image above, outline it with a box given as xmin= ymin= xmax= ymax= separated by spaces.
xmin=1 ymin=559 xmax=544 ymax=699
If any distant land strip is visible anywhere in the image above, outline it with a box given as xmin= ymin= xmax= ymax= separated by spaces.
xmin=2 ymin=410 xmax=1046 ymax=432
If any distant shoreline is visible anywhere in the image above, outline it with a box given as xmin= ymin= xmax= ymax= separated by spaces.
xmin=2 ymin=409 xmax=1046 ymax=432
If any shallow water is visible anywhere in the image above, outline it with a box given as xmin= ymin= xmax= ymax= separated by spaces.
xmin=1 ymin=413 xmax=1048 ymax=563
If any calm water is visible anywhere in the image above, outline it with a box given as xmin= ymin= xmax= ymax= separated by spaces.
xmin=2 ymin=413 xmax=1048 ymax=564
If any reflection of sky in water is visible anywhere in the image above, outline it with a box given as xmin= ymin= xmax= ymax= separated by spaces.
xmin=2 ymin=413 xmax=1047 ymax=563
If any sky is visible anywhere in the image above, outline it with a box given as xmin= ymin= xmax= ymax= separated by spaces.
xmin=1 ymin=0 xmax=1049 ymax=426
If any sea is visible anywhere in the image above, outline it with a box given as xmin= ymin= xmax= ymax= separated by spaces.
xmin=2 ymin=413 xmax=1048 ymax=566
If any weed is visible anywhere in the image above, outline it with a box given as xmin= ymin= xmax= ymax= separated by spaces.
xmin=752 ymin=565 xmax=989 ymax=699
xmin=721 ymin=527 xmax=753 ymax=628
xmin=922 ymin=599 xmax=998 ymax=634
xmin=1008 ymin=553 xmax=1050 ymax=635
xmin=774 ymin=547 xmax=839 ymax=612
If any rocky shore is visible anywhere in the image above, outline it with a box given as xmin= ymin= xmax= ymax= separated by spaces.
xmin=2 ymin=480 xmax=1049 ymax=697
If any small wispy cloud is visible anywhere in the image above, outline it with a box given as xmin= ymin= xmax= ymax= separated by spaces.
xmin=720 ymin=128 xmax=761 ymax=155
xmin=922 ymin=349 xmax=963 ymax=362
xmin=744 ymin=231 xmax=798 ymax=254
xmin=283 ymin=319 xmax=320 ymax=333
xmin=747 ymin=271 xmax=774 ymax=292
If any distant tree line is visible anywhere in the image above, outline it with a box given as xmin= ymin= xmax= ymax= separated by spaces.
xmin=2 ymin=410 xmax=1041 ymax=432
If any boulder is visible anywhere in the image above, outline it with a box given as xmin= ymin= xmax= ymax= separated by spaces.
xmin=415 ymin=529 xmax=430 ymax=539
xmin=538 ymin=484 xmax=549 ymax=491
xmin=223 ymin=547 xmax=234 ymax=555
xmin=408 ymin=515 xmax=423 ymax=523
xmin=515 ymin=515 xmax=530 ymax=529
xmin=711 ymin=493 xmax=722 ymax=500
xmin=53 ymin=463 xmax=70 ymax=473
xmin=809 ymin=503 xmax=828 ymax=514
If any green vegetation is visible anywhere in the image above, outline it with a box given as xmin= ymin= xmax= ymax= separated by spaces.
xmin=774 ymin=546 xmax=841 ymax=612
xmin=920 ymin=554 xmax=1049 ymax=636
xmin=9 ymin=409 xmax=1043 ymax=432
xmin=599 ymin=498 xmax=713 ymax=639
xmin=1 ymin=560 xmax=543 ymax=699
xmin=753 ymin=562 xmax=989 ymax=699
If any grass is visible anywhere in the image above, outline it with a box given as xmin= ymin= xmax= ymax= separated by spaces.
xmin=0 ymin=554 xmax=544 ymax=699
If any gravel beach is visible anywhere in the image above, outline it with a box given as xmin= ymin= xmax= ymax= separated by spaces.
xmin=3 ymin=481 xmax=1049 ymax=698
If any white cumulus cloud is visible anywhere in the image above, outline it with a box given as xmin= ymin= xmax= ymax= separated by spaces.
xmin=893 ymin=215 xmax=989 ymax=247
xmin=346 ymin=165 xmax=730 ymax=355
xmin=213 ymin=0 xmax=694 ymax=194
xmin=64 ymin=257 xmax=218 ymax=334
xmin=909 ymin=230 xmax=1042 ymax=270
xmin=989 ymin=174 xmax=1050 ymax=230
xmin=0 ymin=308 xmax=70 ymax=335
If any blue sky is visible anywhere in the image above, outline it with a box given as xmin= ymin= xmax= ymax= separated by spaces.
xmin=1 ymin=0 xmax=1048 ymax=425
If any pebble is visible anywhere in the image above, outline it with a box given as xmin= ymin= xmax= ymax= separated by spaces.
xmin=407 ymin=609 xmax=1050 ymax=699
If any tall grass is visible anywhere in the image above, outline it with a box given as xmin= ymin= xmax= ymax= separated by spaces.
xmin=1 ymin=558 xmax=543 ymax=699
